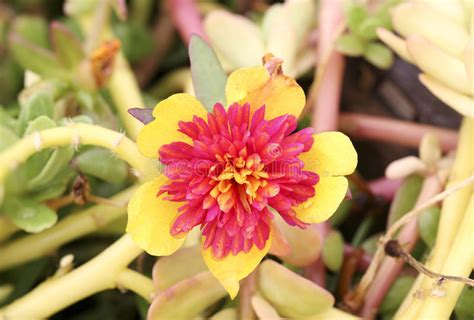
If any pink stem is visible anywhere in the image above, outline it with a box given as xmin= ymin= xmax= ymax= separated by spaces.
xmin=311 ymin=0 xmax=345 ymax=133
xmin=339 ymin=113 xmax=458 ymax=152
xmin=361 ymin=175 xmax=442 ymax=319
xmin=368 ymin=178 xmax=402 ymax=201
xmin=167 ymin=0 xmax=207 ymax=45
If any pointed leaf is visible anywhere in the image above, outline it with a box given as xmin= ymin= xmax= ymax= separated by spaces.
xmin=3 ymin=197 xmax=57 ymax=233
xmin=12 ymin=15 xmax=49 ymax=48
xmin=50 ymin=22 xmax=85 ymax=68
xmin=9 ymin=33 xmax=67 ymax=79
xmin=363 ymin=42 xmax=393 ymax=70
xmin=189 ymin=35 xmax=228 ymax=111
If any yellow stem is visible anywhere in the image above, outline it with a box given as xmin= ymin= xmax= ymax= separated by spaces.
xmin=395 ymin=117 xmax=474 ymax=318
xmin=415 ymin=196 xmax=474 ymax=319
xmin=108 ymin=52 xmax=145 ymax=140
xmin=0 ymin=216 xmax=17 ymax=242
xmin=0 ymin=186 xmax=136 ymax=271
xmin=0 ymin=235 xmax=143 ymax=318
xmin=0 ymin=123 xmax=153 ymax=189
xmin=116 ymin=268 xmax=156 ymax=303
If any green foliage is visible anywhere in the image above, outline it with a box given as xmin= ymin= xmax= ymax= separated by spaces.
xmin=387 ymin=175 xmax=423 ymax=226
xmin=337 ymin=0 xmax=399 ymax=69
xmin=380 ymin=276 xmax=416 ymax=315
xmin=74 ymin=148 xmax=129 ymax=184
xmin=322 ymin=231 xmax=344 ymax=272
xmin=2 ymin=197 xmax=57 ymax=233
xmin=418 ymin=206 xmax=440 ymax=248
xmin=455 ymin=286 xmax=474 ymax=320
xmin=189 ymin=35 xmax=228 ymax=111
xmin=113 ymin=22 xmax=154 ymax=63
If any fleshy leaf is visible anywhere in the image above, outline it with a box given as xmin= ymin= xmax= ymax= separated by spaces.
xmin=321 ymin=230 xmax=344 ymax=272
xmin=336 ymin=34 xmax=366 ymax=57
xmin=380 ymin=276 xmax=416 ymax=315
xmin=3 ymin=197 xmax=57 ymax=233
xmin=418 ymin=206 xmax=440 ymax=248
xmin=74 ymin=148 xmax=128 ymax=184
xmin=258 ymin=260 xmax=334 ymax=317
xmin=19 ymin=92 xmax=55 ymax=133
xmin=363 ymin=42 xmax=394 ymax=70
xmin=9 ymin=33 xmax=67 ymax=79
xmin=147 ymin=272 xmax=226 ymax=319
xmin=128 ymin=107 xmax=154 ymax=124
xmin=189 ymin=35 xmax=228 ymax=111
xmin=152 ymin=245 xmax=208 ymax=290
xmin=50 ymin=22 xmax=85 ymax=68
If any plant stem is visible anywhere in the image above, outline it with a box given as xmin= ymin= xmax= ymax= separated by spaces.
xmin=339 ymin=113 xmax=458 ymax=152
xmin=0 ymin=123 xmax=151 ymax=187
xmin=361 ymin=175 xmax=443 ymax=319
xmin=0 ymin=235 xmax=143 ymax=318
xmin=108 ymin=52 xmax=145 ymax=140
xmin=395 ymin=117 xmax=474 ymax=318
xmin=0 ymin=216 xmax=17 ymax=243
xmin=368 ymin=177 xmax=402 ymax=201
xmin=310 ymin=0 xmax=345 ymax=133
xmin=414 ymin=196 xmax=474 ymax=319
xmin=0 ymin=186 xmax=136 ymax=271
xmin=116 ymin=268 xmax=156 ymax=303
xmin=167 ymin=0 xmax=206 ymax=45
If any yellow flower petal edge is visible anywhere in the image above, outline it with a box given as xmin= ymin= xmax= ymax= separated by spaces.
xmin=226 ymin=66 xmax=269 ymax=107
xmin=137 ymin=93 xmax=208 ymax=158
xmin=126 ymin=175 xmax=186 ymax=256
xmin=225 ymin=65 xmax=306 ymax=119
xmin=202 ymin=233 xmax=272 ymax=299
xmin=294 ymin=176 xmax=349 ymax=224
xmin=300 ymin=132 xmax=357 ymax=177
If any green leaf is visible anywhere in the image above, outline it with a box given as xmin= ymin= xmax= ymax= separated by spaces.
xmin=29 ymin=170 xmax=74 ymax=202
xmin=11 ymin=15 xmax=49 ymax=48
xmin=50 ymin=22 xmax=85 ymax=68
xmin=380 ymin=276 xmax=416 ymax=314
xmin=336 ymin=34 xmax=367 ymax=57
xmin=0 ymin=126 xmax=19 ymax=152
xmin=9 ymin=33 xmax=67 ymax=79
xmin=455 ymin=286 xmax=474 ymax=320
xmin=356 ymin=16 xmax=384 ymax=40
xmin=258 ymin=260 xmax=334 ymax=317
xmin=19 ymin=93 xmax=55 ymax=134
xmin=148 ymin=272 xmax=226 ymax=319
xmin=387 ymin=175 xmax=423 ymax=226
xmin=74 ymin=148 xmax=128 ymax=184
xmin=27 ymin=147 xmax=75 ymax=190
xmin=418 ymin=206 xmax=440 ymax=248
xmin=189 ymin=35 xmax=228 ymax=111
xmin=363 ymin=42 xmax=394 ymax=69
xmin=3 ymin=197 xmax=57 ymax=233
xmin=347 ymin=5 xmax=368 ymax=32
xmin=322 ymin=230 xmax=344 ymax=272
xmin=113 ymin=22 xmax=154 ymax=63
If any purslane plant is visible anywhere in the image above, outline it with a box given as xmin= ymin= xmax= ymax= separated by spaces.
xmin=127 ymin=53 xmax=357 ymax=298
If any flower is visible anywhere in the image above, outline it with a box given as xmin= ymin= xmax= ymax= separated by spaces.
xmin=126 ymin=60 xmax=357 ymax=298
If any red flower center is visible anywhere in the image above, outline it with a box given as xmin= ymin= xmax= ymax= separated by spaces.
xmin=158 ymin=103 xmax=319 ymax=259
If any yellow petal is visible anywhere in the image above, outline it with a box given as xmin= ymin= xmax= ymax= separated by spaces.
xmin=137 ymin=93 xmax=207 ymax=158
xmin=202 ymin=235 xmax=272 ymax=299
xmin=295 ymin=176 xmax=349 ymax=223
xmin=299 ymin=132 xmax=357 ymax=177
xmin=126 ymin=175 xmax=185 ymax=255
xmin=225 ymin=66 xmax=305 ymax=119
xmin=226 ymin=66 xmax=269 ymax=106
